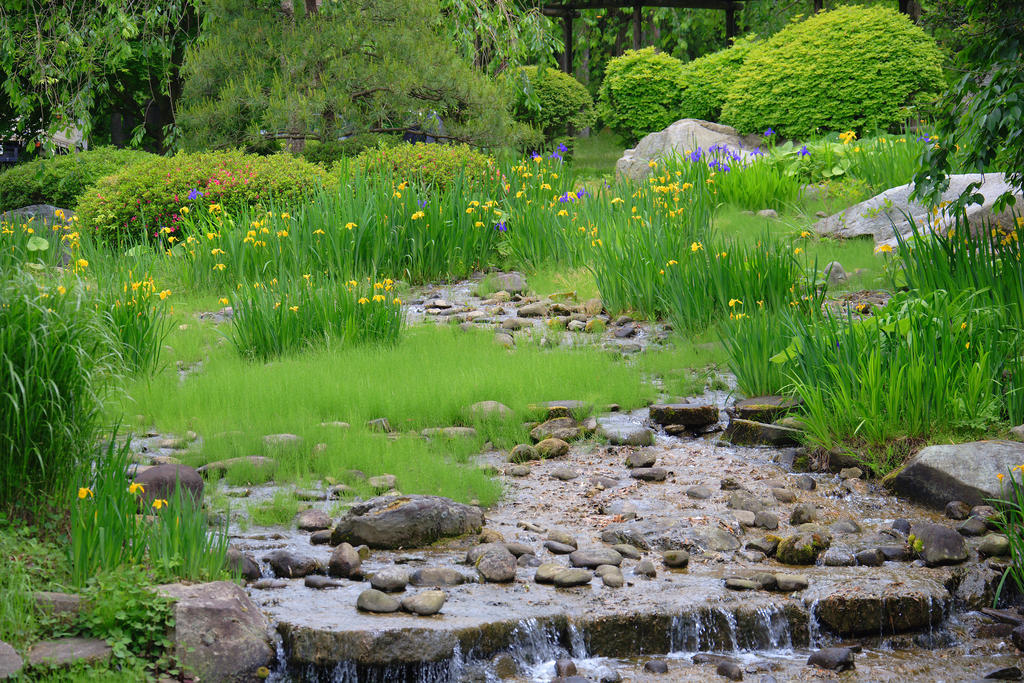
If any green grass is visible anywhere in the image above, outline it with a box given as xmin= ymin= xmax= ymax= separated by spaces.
xmin=248 ymin=491 xmax=301 ymax=527
xmin=121 ymin=323 xmax=659 ymax=505
xmin=571 ymin=128 xmax=624 ymax=179
xmin=526 ymin=266 xmax=602 ymax=301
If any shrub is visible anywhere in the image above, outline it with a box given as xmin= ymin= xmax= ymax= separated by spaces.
xmin=75 ymin=150 xmax=333 ymax=244
xmin=597 ymin=47 xmax=686 ymax=144
xmin=677 ymin=35 xmax=759 ymax=123
xmin=355 ymin=142 xmax=493 ymax=190
xmin=721 ymin=6 xmax=944 ymax=139
xmin=0 ymin=147 xmax=155 ymax=212
xmin=509 ymin=66 xmax=596 ymax=144
xmin=301 ymin=134 xmax=396 ymax=166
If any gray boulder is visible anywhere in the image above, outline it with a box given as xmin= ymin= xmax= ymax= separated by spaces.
xmin=889 ymin=441 xmax=1024 ymax=507
xmin=813 ymin=173 xmax=1023 ymax=246
xmin=616 ymin=119 xmax=760 ymax=182
xmin=158 ymin=581 xmax=273 ymax=682
xmin=0 ymin=640 xmax=21 ymax=678
xmin=330 ymin=495 xmax=483 ymax=549
xmin=911 ymin=523 xmax=968 ymax=567
xmin=26 ymin=638 xmax=111 ymax=669
xmin=133 ymin=464 xmax=203 ymax=505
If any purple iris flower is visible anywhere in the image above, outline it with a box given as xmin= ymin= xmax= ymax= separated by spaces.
xmin=557 ymin=193 xmax=573 ymax=203
xmin=550 ymin=151 xmax=562 ymax=160
xmin=418 ymin=199 xmax=428 ymax=208
xmin=557 ymin=143 xmax=568 ymax=153
xmin=764 ymin=128 xmax=775 ymax=137
xmin=575 ymin=188 xmax=587 ymax=199
xmin=689 ymin=148 xmax=702 ymax=163
xmin=798 ymin=146 xmax=810 ymax=157
xmin=495 ymin=221 xmax=507 ymax=232
xmin=187 ymin=188 xmax=203 ymax=200
xmin=751 ymin=147 xmax=764 ymax=157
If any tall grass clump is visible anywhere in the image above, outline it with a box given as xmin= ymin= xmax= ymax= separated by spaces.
xmin=0 ymin=211 xmax=85 ymax=272
xmin=99 ymin=267 xmax=174 ymax=375
xmin=662 ymin=145 xmax=802 ymax=212
xmin=718 ymin=311 xmax=796 ymax=396
xmin=0 ymin=272 xmax=113 ymax=510
xmin=228 ymin=276 xmax=403 ymax=360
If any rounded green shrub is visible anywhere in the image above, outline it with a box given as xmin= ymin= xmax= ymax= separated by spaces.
xmin=509 ymin=66 xmax=596 ymax=143
xmin=721 ymin=6 xmax=944 ymax=139
xmin=76 ymin=151 xmax=332 ymax=243
xmin=301 ymin=134 xmax=397 ymax=166
xmin=0 ymin=147 xmax=156 ymax=212
xmin=677 ymin=35 xmax=760 ymax=123
xmin=355 ymin=142 xmax=493 ymax=190
xmin=598 ymin=47 xmax=686 ymax=144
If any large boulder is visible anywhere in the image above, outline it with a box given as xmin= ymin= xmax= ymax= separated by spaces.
xmin=133 ymin=464 xmax=204 ymax=505
xmin=888 ymin=441 xmax=1024 ymax=508
xmin=158 ymin=581 xmax=274 ymax=682
xmin=0 ymin=640 xmax=21 ymax=678
xmin=616 ymin=119 xmax=760 ymax=182
xmin=330 ymin=495 xmax=483 ymax=549
xmin=813 ymin=173 xmax=1023 ymax=247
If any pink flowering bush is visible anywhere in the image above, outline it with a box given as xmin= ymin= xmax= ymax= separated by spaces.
xmin=76 ymin=150 xmax=333 ymax=244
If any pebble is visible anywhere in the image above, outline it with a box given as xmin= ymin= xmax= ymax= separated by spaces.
xmin=662 ymin=550 xmax=689 ymax=568
xmin=634 ymin=559 xmax=656 ymax=578
xmin=644 ymin=659 xmax=669 ymax=673
xmin=401 ymin=590 xmax=445 ymax=616
xmin=356 ymin=589 xmax=401 ymax=613
xmin=630 ymin=467 xmax=668 ymax=482
xmin=544 ymin=541 xmax=577 ymax=555
xmin=369 ymin=567 xmax=409 ymax=592
xmin=553 ymin=568 xmax=593 ymax=588
xmin=686 ymin=485 xmax=713 ymax=499
xmin=551 ymin=467 xmax=580 ymax=481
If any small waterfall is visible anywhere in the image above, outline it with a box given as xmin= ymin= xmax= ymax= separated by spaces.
xmin=806 ymin=598 xmax=823 ymax=648
xmin=506 ymin=617 xmax=569 ymax=669
xmin=566 ymin=619 xmax=587 ymax=658
xmin=747 ymin=605 xmax=793 ymax=650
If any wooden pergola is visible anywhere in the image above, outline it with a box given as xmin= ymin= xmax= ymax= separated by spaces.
xmin=540 ymin=0 xmax=917 ymax=73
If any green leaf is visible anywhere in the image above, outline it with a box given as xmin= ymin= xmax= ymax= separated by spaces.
xmin=26 ymin=236 xmax=49 ymax=253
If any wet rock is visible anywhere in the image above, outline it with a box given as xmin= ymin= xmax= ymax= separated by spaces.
xmin=225 ymin=547 xmax=261 ymax=582
xmin=357 ymin=589 xmax=401 ymax=613
xmin=889 ymin=440 xmax=1024 ymax=507
xmin=331 ymin=495 xmax=483 ymax=549
xmin=158 ymin=581 xmax=273 ymax=681
xmin=630 ymin=467 xmax=667 ymax=482
xmin=133 ymin=464 xmax=203 ymax=505
xmin=746 ymin=537 xmax=779 ymax=556
xmin=264 ymin=550 xmax=320 ymax=578
xmin=815 ymin=582 xmax=946 ymax=635
xmin=727 ymin=492 xmax=764 ymax=513
xmin=979 ymin=533 xmax=1011 ymax=557
xmin=649 ymin=403 xmax=718 ymax=427
xmin=535 ymin=563 xmax=566 ymax=584
xmin=725 ymin=578 xmax=759 ymax=591
xmin=197 ymin=456 xmax=275 ymax=479
xmin=327 ymin=543 xmax=361 ymax=578
xmin=734 ymin=510 xmax=756 ymax=526
xmin=410 ymin=567 xmax=466 ymax=587
xmin=686 ymin=486 xmax=713 ymax=499
xmin=807 ymin=647 xmax=854 ymax=672
xmin=951 ymin=564 xmax=1002 ymax=610
xmin=401 ymin=590 xmax=445 ymax=616
xmin=600 ymin=421 xmax=655 ymax=446
xmin=957 ymin=516 xmax=989 ymax=536
xmin=476 ymin=547 xmax=517 ymax=583
xmin=663 ymin=550 xmax=690 ymax=568
xmin=911 ymin=523 xmax=969 ymax=566
xmin=774 ymin=574 xmax=809 ymax=591
xmin=771 ymin=488 xmax=796 ymax=503
xmin=545 ymin=541 xmax=576 ymax=555
xmin=644 ymin=659 xmax=669 ymax=673
xmin=753 ymin=511 xmax=779 ymax=530
xmin=570 ymin=547 xmax=623 ymax=568
xmin=822 ymin=548 xmax=856 ymax=566
xmin=369 ymin=567 xmax=409 ymax=592
xmin=548 ymin=529 xmax=578 ymax=548
xmin=304 ymin=575 xmax=345 ymax=589
xmin=603 ymin=500 xmax=637 ymax=519
xmin=738 ymin=550 xmax=767 ymax=563
xmin=536 ymin=438 xmax=570 ymax=459
xmin=0 ymin=641 xmax=21 ymax=678
xmin=556 ymin=658 xmax=578 ymax=677
xmin=725 ymin=419 xmax=801 ymax=446
xmin=691 ymin=525 xmax=742 ymax=552
xmin=788 ymin=503 xmax=818 ymax=525
xmin=830 ymin=518 xmax=861 ymax=535
xmin=984 ymin=667 xmax=1023 ymax=680
xmin=611 ymin=544 xmax=641 ymax=560
xmin=554 ymin=568 xmax=594 ymax=587
xmin=839 ymin=467 xmax=863 ymax=480
xmin=625 ymin=452 xmax=656 ymax=468
xmin=251 ymin=579 xmax=288 ymax=589
xmin=892 ymin=518 xmax=912 ymax=536
xmin=592 ymin=475 xmax=619 ymax=489
xmin=466 ymin=542 xmax=508 ymax=564
xmin=878 ymin=545 xmax=911 ymax=561
xmin=503 ymin=542 xmax=533 ymax=557
xmin=776 ymin=531 xmax=830 ymax=565
xmin=517 ymin=553 xmax=541 ymax=567
xmin=946 ymin=500 xmax=972 ymax=520
xmin=479 ymin=529 xmax=504 ymax=544
xmin=720 ymin=476 xmax=743 ymax=491
xmin=855 ymin=548 xmax=885 ymax=566
xmin=509 ymin=444 xmax=538 ymax=463
xmin=733 ymin=396 xmax=801 ymax=423
xmin=27 ymin=638 xmax=112 ymax=669
xmin=296 ymin=508 xmax=331 ymax=531
xmin=599 ymin=565 xmax=625 ymax=588
xmin=718 ymin=660 xmax=744 ymax=680
xmin=531 ymin=418 xmax=580 ymax=442
xmin=551 ymin=467 xmax=580 ymax=481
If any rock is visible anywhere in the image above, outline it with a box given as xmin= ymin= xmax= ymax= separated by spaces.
xmin=686 ymin=485 xmax=713 ymax=499
xmin=494 ymin=332 xmax=515 ymax=348
xmin=401 ymin=590 xmax=445 ymax=616
xmin=815 ymin=582 xmax=945 ymax=635
xmin=985 ymin=667 xmax=1023 ymax=680
xmin=545 ymin=541 xmax=577 ymax=555
xmin=855 ymin=548 xmax=885 ymax=566
xmin=952 ymin=564 xmax=1002 ymax=610
xmin=822 ymin=548 xmax=856 ymax=566
xmin=616 ymin=119 xmax=759 ymax=182
xmin=554 ymin=568 xmax=594 ymax=587
xmin=839 ymin=467 xmax=863 ymax=480
xmin=264 ymin=550 xmax=320 ymax=578
xmin=624 ymin=452 xmax=656 ymax=468
xmin=1014 ymin=424 xmax=1024 ymax=440
xmin=725 ymin=578 xmax=759 ymax=591
xmin=776 ymin=531 xmax=830 ymax=565
xmin=133 ymin=464 xmax=203 ymax=505
xmin=662 ymin=550 xmax=689 ymax=568
xmin=649 ymin=403 xmax=719 ymax=428
xmin=517 ymin=301 xmax=548 ymax=317
xmin=757 ymin=208 xmax=778 ymax=219
xmin=774 ymin=574 xmax=809 ymax=591
xmin=831 ymin=518 xmax=861 ymax=535
xmin=889 ymin=440 xmax=1024 ymax=507
xmin=807 ymin=647 xmax=854 ymax=672
xmin=506 ymin=464 xmax=531 ymax=477
xmin=795 ymin=475 xmax=816 ymax=491
xmin=753 ymin=511 xmax=779 ymax=530
xmin=718 ymin=661 xmax=744 ymax=680
xmin=197 ymin=456 xmax=275 ymax=478
xmin=823 ymin=261 xmax=848 ymax=284
xmin=509 ymin=444 xmax=539 ymax=463
xmin=320 ymin=420 xmax=350 ymax=429
xmin=630 ymin=467 xmax=668 ymax=482
xmin=304 ymin=575 xmax=345 ymax=589
xmin=945 ymin=500 xmax=972 ymax=520
xmin=746 ymin=537 xmax=779 ymax=556
xmin=263 ymin=433 xmax=302 ymax=448
xmin=979 ymin=533 xmax=1011 ymax=557
xmin=296 ymin=508 xmax=331 ymax=531
xmin=158 ymin=581 xmax=273 ymax=681
xmin=733 ymin=396 xmax=801 ymax=423
xmin=27 ymin=638 xmax=112 ymax=669
xmin=958 ymin=516 xmax=990 ymax=536
xmin=547 ymin=529 xmax=577 ymax=548
xmin=911 ymin=523 xmax=969 ymax=566
xmin=503 ymin=542 xmax=533 ymax=557
xmin=611 ymin=544 xmax=641 ymax=560
xmin=556 ymin=658 xmax=578 ymax=677
xmin=531 ymin=417 xmax=580 ymax=442
xmin=892 ymin=518 xmax=912 ymax=536
xmin=634 ymin=559 xmax=657 ymax=577
xmin=493 ymin=272 xmax=526 ymax=293
xmin=470 ymin=401 xmax=512 ymax=419
xmin=738 ymin=549 xmax=767 ymax=563
xmin=1014 ymin=624 xmax=1024 ymax=651
xmin=476 ymin=547 xmax=517 ymax=583
xmin=310 ymin=529 xmax=332 ymax=545
xmin=789 ymin=503 xmax=817 ymax=525
xmin=600 ymin=566 xmax=625 ymax=588
xmin=725 ymin=419 xmax=801 ymax=446
xmin=0 ymin=641 xmax=21 ymax=678
xmin=814 ymin=173 xmax=1023 ymax=246
xmin=551 ymin=467 xmax=580 ymax=481
xmin=357 ymin=589 xmax=401 ymax=613
xmin=733 ymin=510 xmax=756 ymax=526
xmin=34 ymin=591 xmax=82 ymax=619
xmin=368 ymin=474 xmax=397 ymax=490
xmin=536 ymin=438 xmax=570 ymax=459
xmin=366 ymin=417 xmax=392 ymax=432
xmin=225 ymin=548 xmax=261 ymax=582
xmin=501 ymin=317 xmax=531 ymax=331
xmin=534 ymin=563 xmax=564 ymax=584
xmin=410 ymin=567 xmax=466 ymax=587
xmin=570 ymin=547 xmax=623 ymax=568
xmin=331 ymin=495 xmax=482 ymax=549
xmin=691 ymin=525 xmax=742 ymax=552
xmin=370 ymin=567 xmax=409 ymax=592
xmin=643 ymin=658 xmax=670 ymax=674
xmin=422 ymin=426 xmax=478 ymax=440
xmin=601 ymin=421 xmax=655 ymax=446
xmin=328 ymin=543 xmax=361 ymax=578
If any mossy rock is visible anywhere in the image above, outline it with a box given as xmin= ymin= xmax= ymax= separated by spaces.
xmin=776 ymin=531 xmax=830 ymax=565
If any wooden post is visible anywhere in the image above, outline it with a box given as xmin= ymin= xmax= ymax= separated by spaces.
xmin=562 ymin=13 xmax=574 ymax=73
xmin=632 ymin=4 xmax=642 ymax=50
xmin=725 ymin=3 xmax=737 ymax=40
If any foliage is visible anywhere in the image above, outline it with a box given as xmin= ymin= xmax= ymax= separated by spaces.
xmin=99 ymin=268 xmax=173 ymax=376
xmin=914 ymin=0 xmax=1024 ymax=210
xmin=179 ymin=0 xmax=509 ymax=151
xmin=0 ymin=149 xmax=156 ymax=212
xmin=718 ymin=310 xmax=792 ymax=396
xmin=722 ymin=6 xmax=945 ymax=139
xmin=993 ymin=467 xmax=1024 ymax=603
xmin=0 ymin=271 xmax=113 ymax=511
xmin=439 ymin=0 xmax=559 ymax=76
xmin=0 ymin=210 xmax=85 ymax=273
xmin=228 ymin=277 xmax=404 ymax=361
xmin=597 ymin=47 xmax=686 ymax=144
xmin=300 ymin=134 xmax=396 ymax=166
xmin=0 ymin=521 xmax=70 ymax=643
xmin=508 ymin=66 xmax=596 ymax=144
xmin=75 ymin=150 xmax=331 ymax=244
xmin=662 ymin=145 xmax=801 ymax=211
xmin=356 ymin=143 xmax=494 ymax=190
xmin=0 ymin=1 xmax=196 ymax=151
xmin=677 ymin=35 xmax=759 ymax=123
